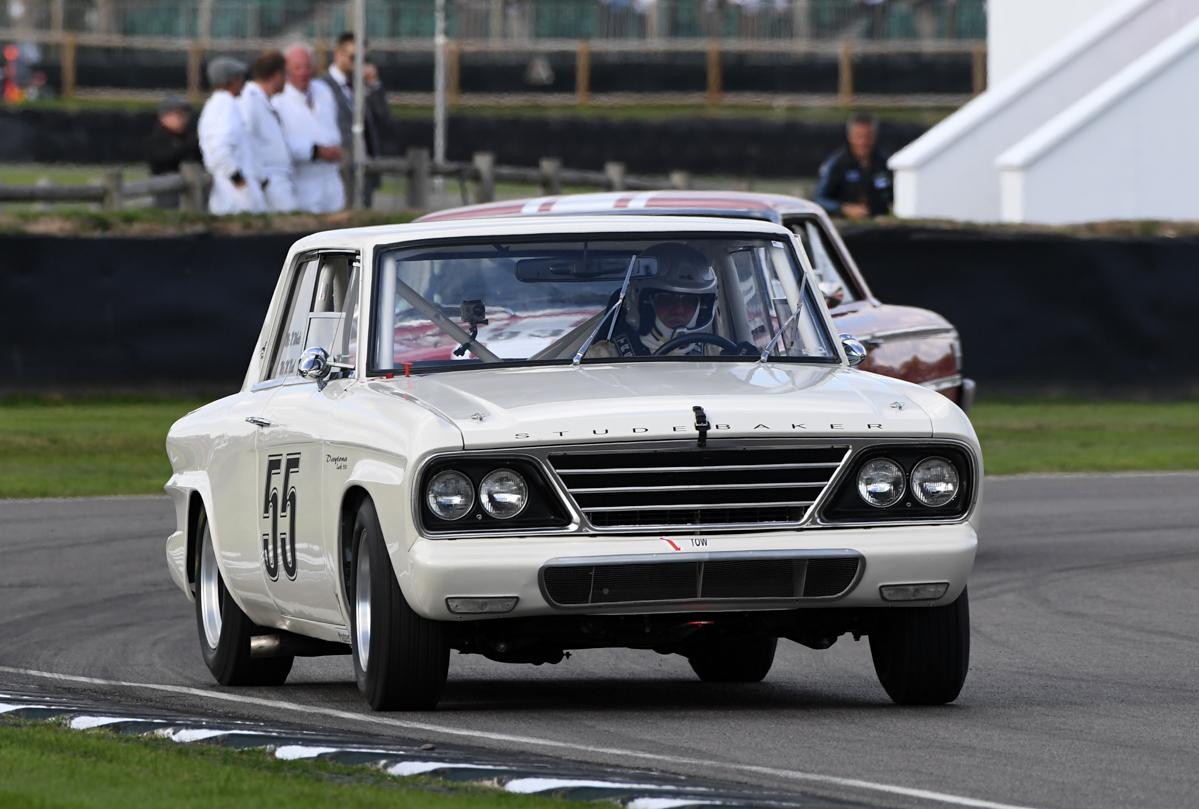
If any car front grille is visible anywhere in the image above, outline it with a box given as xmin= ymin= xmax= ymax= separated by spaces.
xmin=547 ymin=444 xmax=850 ymax=531
xmin=541 ymin=554 xmax=861 ymax=607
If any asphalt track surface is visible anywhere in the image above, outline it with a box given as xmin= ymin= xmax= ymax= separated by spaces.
xmin=2 ymin=473 xmax=1197 ymax=809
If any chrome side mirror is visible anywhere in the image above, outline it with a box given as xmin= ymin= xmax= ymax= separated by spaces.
xmin=297 ymin=347 xmax=333 ymax=388
xmin=839 ymin=333 xmax=867 ymax=367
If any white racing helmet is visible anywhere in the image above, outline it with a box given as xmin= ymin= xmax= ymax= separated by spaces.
xmin=625 ymin=242 xmax=718 ymax=353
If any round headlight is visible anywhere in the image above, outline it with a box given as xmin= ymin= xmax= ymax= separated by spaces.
xmin=426 ymin=470 xmax=474 ymax=520
xmin=911 ymin=457 xmax=960 ymax=507
xmin=857 ymin=458 xmax=905 ymax=508
xmin=479 ymin=468 xmax=528 ymax=520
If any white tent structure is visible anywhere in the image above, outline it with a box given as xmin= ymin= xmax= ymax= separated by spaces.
xmin=889 ymin=0 xmax=1199 ymax=224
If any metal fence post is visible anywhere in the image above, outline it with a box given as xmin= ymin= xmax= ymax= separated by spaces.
xmin=406 ymin=147 xmax=431 ymax=209
xmin=472 ymin=152 xmax=495 ymax=203
xmin=100 ymin=169 xmax=124 ymax=210
xmin=179 ymin=162 xmax=206 ymax=212
xmin=539 ymin=157 xmax=562 ymax=195
xmin=604 ymin=161 xmax=626 ymax=191
xmin=669 ymin=170 xmax=690 ymax=190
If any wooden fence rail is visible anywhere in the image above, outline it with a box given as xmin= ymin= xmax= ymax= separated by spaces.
xmin=0 ymin=153 xmax=687 ymax=212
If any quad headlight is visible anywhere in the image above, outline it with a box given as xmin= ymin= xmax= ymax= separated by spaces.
xmin=911 ymin=457 xmax=960 ymax=507
xmin=857 ymin=458 xmax=905 ymax=508
xmin=426 ymin=470 xmax=474 ymax=521
xmin=479 ymin=468 xmax=528 ymax=519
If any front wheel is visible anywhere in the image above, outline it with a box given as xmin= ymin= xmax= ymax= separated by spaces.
xmin=687 ymin=636 xmax=777 ymax=683
xmin=350 ymin=498 xmax=449 ymax=710
xmin=870 ymin=588 xmax=970 ymax=705
xmin=194 ymin=509 xmax=293 ymax=686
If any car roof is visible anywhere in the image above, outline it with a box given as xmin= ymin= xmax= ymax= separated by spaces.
xmin=416 ymin=190 xmax=826 ymax=223
xmin=289 ymin=214 xmax=797 ymax=254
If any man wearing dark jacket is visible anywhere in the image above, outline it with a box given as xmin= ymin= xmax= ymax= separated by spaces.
xmin=144 ymin=96 xmax=201 ymax=208
xmin=815 ymin=112 xmax=893 ymax=220
xmin=318 ymin=31 xmax=393 ymax=206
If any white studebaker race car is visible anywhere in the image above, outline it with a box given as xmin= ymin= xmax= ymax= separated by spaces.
xmin=165 ymin=215 xmax=980 ymax=710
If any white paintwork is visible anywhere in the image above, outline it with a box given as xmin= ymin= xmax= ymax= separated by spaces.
xmin=987 ymin=0 xmax=1126 ymax=86
xmin=890 ymin=0 xmax=1197 ymax=222
xmin=997 ymin=15 xmax=1199 ymax=224
xmin=165 ymin=215 xmax=981 ymax=644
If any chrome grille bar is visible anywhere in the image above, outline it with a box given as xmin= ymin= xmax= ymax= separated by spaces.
xmin=548 ymin=443 xmax=851 ymax=532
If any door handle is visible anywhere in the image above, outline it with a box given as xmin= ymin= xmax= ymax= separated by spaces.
xmin=245 ymin=417 xmax=273 ymax=428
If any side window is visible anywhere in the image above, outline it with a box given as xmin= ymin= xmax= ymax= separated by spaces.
xmin=265 ymin=253 xmax=360 ymax=382
xmin=787 ymin=218 xmax=857 ymax=304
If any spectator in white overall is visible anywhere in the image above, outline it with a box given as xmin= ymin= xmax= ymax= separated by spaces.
xmin=274 ymin=44 xmax=344 ymax=213
xmin=197 ymin=57 xmax=265 ymax=215
xmin=238 ymin=50 xmax=297 ymax=213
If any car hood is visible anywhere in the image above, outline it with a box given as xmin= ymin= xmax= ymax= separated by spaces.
xmin=367 ymin=362 xmax=934 ymax=448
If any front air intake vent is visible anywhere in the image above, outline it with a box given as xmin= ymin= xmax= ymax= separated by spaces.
xmin=541 ymin=554 xmax=861 ymax=607
xmin=548 ymin=444 xmax=849 ymax=532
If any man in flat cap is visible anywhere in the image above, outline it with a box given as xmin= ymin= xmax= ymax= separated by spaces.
xmin=197 ymin=56 xmax=265 ymax=215
xmin=273 ymin=44 xmax=344 ymax=213
xmin=239 ymin=50 xmax=297 ymax=212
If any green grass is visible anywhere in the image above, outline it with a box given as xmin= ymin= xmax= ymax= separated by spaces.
xmin=970 ymin=399 xmax=1199 ymax=475
xmin=0 ymin=396 xmax=206 ymax=498
xmin=0 ymin=721 xmax=585 ymax=809
xmin=1 ymin=397 xmax=1196 ymax=498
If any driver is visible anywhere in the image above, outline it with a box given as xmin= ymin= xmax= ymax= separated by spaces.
xmin=587 ymin=242 xmax=719 ymax=358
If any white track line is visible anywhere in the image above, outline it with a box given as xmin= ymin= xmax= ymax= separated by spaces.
xmin=0 ymin=665 xmax=1041 ymax=809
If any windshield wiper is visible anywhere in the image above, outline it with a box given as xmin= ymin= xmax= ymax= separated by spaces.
xmin=572 ymin=253 xmax=639 ymax=366
xmin=758 ymin=273 xmax=810 ymax=363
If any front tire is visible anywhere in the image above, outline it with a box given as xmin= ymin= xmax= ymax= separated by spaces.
xmin=194 ymin=508 xmax=293 ymax=686
xmin=687 ymin=636 xmax=777 ymax=683
xmin=870 ymin=588 xmax=970 ymax=705
xmin=350 ymin=498 xmax=449 ymax=710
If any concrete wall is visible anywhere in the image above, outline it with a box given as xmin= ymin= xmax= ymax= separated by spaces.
xmin=998 ymin=16 xmax=1199 ymax=224
xmin=890 ymin=0 xmax=1196 ymax=222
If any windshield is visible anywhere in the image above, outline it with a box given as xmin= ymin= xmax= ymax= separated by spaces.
xmin=371 ymin=235 xmax=836 ymax=372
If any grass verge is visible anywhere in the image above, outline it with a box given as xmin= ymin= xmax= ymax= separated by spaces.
xmin=970 ymin=399 xmax=1199 ymax=475
xmin=0 ymin=721 xmax=581 ymax=809
xmin=1 ymin=397 xmax=1196 ymax=499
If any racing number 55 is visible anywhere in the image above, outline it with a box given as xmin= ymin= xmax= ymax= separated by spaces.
xmin=262 ymin=453 xmax=300 ymax=581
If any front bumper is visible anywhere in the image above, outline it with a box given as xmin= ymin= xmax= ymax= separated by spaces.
xmin=399 ymin=523 xmax=977 ymax=621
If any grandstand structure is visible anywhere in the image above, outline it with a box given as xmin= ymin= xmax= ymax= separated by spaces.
xmin=4 ymin=1 xmax=985 ymax=43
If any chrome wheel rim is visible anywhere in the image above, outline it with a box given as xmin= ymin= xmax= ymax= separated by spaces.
xmin=199 ymin=523 xmax=222 ymax=649
xmin=354 ymin=531 xmax=372 ymax=672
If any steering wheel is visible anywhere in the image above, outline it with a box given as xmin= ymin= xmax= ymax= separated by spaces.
xmin=653 ymin=333 xmax=740 ymax=356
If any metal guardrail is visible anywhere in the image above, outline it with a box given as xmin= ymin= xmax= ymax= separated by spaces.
xmin=0 ymin=152 xmax=683 ymax=212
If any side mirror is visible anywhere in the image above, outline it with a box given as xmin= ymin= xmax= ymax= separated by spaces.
xmin=839 ymin=333 xmax=867 ymax=367
xmin=297 ymin=347 xmax=332 ymax=385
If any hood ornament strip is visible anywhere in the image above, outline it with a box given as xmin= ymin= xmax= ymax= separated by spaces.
xmin=692 ymin=405 xmax=710 ymax=447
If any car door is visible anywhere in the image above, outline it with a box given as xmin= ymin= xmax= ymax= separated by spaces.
xmin=253 ymin=250 xmax=361 ymax=627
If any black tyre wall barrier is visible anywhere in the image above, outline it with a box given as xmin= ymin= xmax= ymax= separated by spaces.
xmin=0 ymin=106 xmax=927 ymax=177
xmin=2 ymin=228 xmax=1195 ymax=393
